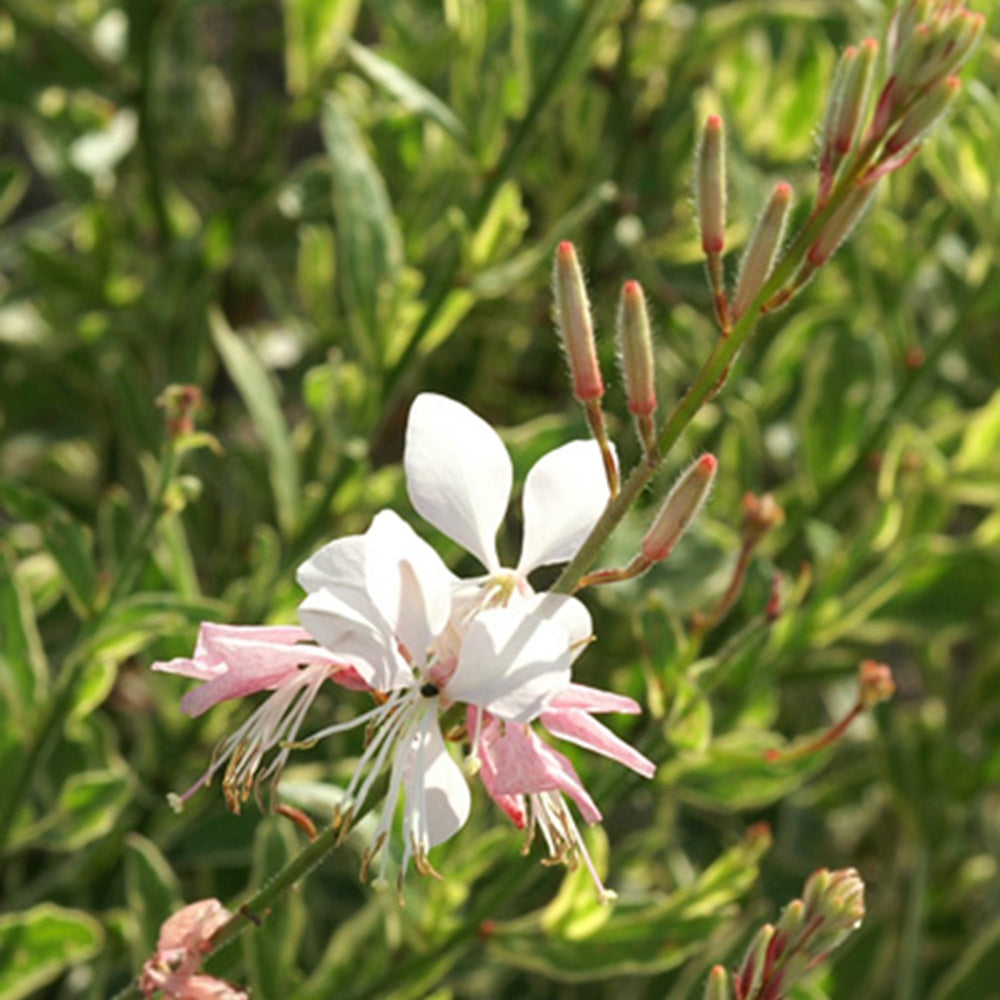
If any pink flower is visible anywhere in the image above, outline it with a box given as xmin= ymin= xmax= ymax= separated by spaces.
xmin=152 ymin=624 xmax=366 ymax=810
xmin=473 ymin=683 xmax=654 ymax=901
xmin=139 ymin=899 xmax=247 ymax=1000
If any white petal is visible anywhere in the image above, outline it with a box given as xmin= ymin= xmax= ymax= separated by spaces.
xmin=297 ymin=588 xmax=407 ymax=690
xmin=405 ymin=393 xmax=511 ymax=572
xmin=517 ymin=440 xmax=614 ymax=575
xmin=520 ymin=592 xmax=593 ymax=650
xmin=364 ymin=511 xmax=455 ymax=663
xmin=296 ymin=535 xmax=366 ymax=594
xmin=404 ymin=714 xmax=471 ymax=850
xmin=447 ymin=607 xmax=571 ymax=723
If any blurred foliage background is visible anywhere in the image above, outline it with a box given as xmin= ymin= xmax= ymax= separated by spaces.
xmin=1 ymin=0 xmax=998 ymax=997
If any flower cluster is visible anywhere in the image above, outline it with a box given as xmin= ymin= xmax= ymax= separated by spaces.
xmin=155 ymin=393 xmax=655 ymax=898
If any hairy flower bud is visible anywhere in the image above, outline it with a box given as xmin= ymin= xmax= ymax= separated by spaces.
xmin=807 ymin=180 xmax=877 ymax=266
xmin=705 ymin=964 xmax=731 ymax=1000
xmin=641 ymin=454 xmax=717 ymax=562
xmin=732 ymin=182 xmax=792 ymax=319
xmin=884 ymin=74 xmax=960 ymax=154
xmin=832 ymin=37 xmax=879 ymax=156
xmin=554 ymin=241 xmax=604 ymax=402
xmin=617 ymin=280 xmax=657 ymax=417
xmin=697 ymin=115 xmax=726 ymax=255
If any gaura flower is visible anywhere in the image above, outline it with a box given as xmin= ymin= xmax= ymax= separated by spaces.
xmin=474 ymin=683 xmax=655 ymax=902
xmin=297 ymin=509 xmax=587 ymax=887
xmin=139 ymin=898 xmax=247 ymax=1000
xmin=403 ymin=392 xmax=613 ymax=601
xmin=152 ymin=624 xmax=367 ymax=810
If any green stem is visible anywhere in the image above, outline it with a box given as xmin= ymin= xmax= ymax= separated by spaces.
xmin=552 ymin=126 xmax=893 ymax=596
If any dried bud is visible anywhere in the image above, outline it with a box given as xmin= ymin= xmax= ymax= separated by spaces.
xmin=697 ymin=115 xmax=727 ymax=255
xmin=156 ymin=383 xmax=203 ymax=439
xmin=884 ymin=74 xmax=960 ymax=154
xmin=641 ymin=454 xmax=717 ymax=562
xmin=732 ymin=182 xmax=792 ymax=320
xmin=742 ymin=492 xmax=785 ymax=546
xmin=617 ymin=280 xmax=657 ymax=417
xmin=807 ymin=180 xmax=877 ymax=266
xmin=858 ymin=659 xmax=895 ymax=708
xmin=554 ymin=241 xmax=604 ymax=402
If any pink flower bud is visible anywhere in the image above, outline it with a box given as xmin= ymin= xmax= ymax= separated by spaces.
xmin=732 ymin=182 xmax=792 ymax=320
xmin=641 ymin=454 xmax=717 ymax=562
xmin=617 ymin=280 xmax=657 ymax=417
xmin=697 ymin=115 xmax=726 ymax=255
xmin=705 ymin=965 xmax=730 ymax=1000
xmin=807 ymin=181 xmax=877 ymax=267
xmin=832 ymin=38 xmax=879 ymax=155
xmin=553 ymin=241 xmax=604 ymax=402
xmin=884 ymin=74 xmax=960 ymax=154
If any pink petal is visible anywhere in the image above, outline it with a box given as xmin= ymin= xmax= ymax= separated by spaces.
xmin=152 ymin=624 xmax=362 ymax=717
xmin=404 ymin=393 xmax=511 ymax=572
xmin=484 ymin=720 xmax=601 ymax=823
xmin=157 ymin=898 xmax=230 ymax=952
xmin=548 ymin=682 xmax=642 ymax=715
xmin=517 ymin=440 xmax=614 ymax=575
xmin=177 ymin=975 xmax=249 ymax=1000
xmin=541 ymin=706 xmax=655 ymax=779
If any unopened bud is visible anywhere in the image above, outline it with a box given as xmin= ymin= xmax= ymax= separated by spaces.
xmin=833 ymin=38 xmax=879 ymax=155
xmin=807 ymin=180 xmax=877 ymax=266
xmin=732 ymin=182 xmax=792 ymax=319
xmin=742 ymin=492 xmax=785 ymax=546
xmin=736 ymin=922 xmax=774 ymax=1000
xmin=554 ymin=241 xmax=604 ymax=402
xmin=618 ymin=280 xmax=657 ymax=417
xmin=858 ymin=659 xmax=895 ymax=708
xmin=156 ymin=384 xmax=203 ymax=439
xmin=641 ymin=454 xmax=717 ymax=562
xmin=803 ymin=867 xmax=865 ymax=953
xmin=884 ymin=74 xmax=960 ymax=154
xmin=705 ymin=964 xmax=731 ymax=1000
xmin=697 ymin=115 xmax=726 ymax=255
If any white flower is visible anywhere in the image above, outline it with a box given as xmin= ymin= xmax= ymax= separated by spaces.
xmin=298 ymin=510 xmax=583 ymax=886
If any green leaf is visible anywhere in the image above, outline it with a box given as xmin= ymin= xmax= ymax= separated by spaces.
xmin=124 ymin=834 xmax=183 ymax=962
xmin=22 ymin=767 xmax=132 ymax=852
xmin=0 ymin=904 xmax=103 ymax=1000
xmin=488 ymin=828 xmax=771 ymax=981
xmin=0 ymin=542 xmax=48 ymax=720
xmin=281 ymin=0 xmax=361 ymax=96
xmin=344 ymin=39 xmax=467 ymax=142
xmin=321 ymin=94 xmax=403 ymax=365
xmin=210 ymin=309 xmax=302 ymax=537
xmin=0 ymin=481 xmax=98 ymax=619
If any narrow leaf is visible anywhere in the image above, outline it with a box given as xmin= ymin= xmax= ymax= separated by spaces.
xmin=209 ymin=309 xmax=301 ymax=536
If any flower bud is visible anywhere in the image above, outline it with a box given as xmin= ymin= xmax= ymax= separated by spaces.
xmin=705 ymin=964 xmax=731 ymax=1000
xmin=697 ymin=115 xmax=726 ymax=255
xmin=858 ymin=659 xmax=895 ymax=709
xmin=554 ymin=241 xmax=604 ymax=402
xmin=807 ymin=180 xmax=877 ymax=267
xmin=742 ymin=491 xmax=785 ymax=546
xmin=732 ymin=182 xmax=792 ymax=320
xmin=641 ymin=454 xmax=717 ymax=562
xmin=617 ymin=280 xmax=657 ymax=417
xmin=736 ymin=922 xmax=774 ymax=1000
xmin=832 ymin=38 xmax=879 ymax=156
xmin=803 ymin=867 xmax=866 ymax=954
xmin=884 ymin=74 xmax=960 ymax=154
